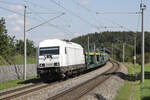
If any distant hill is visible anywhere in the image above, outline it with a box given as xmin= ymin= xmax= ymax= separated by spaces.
xmin=71 ymin=31 xmax=150 ymax=63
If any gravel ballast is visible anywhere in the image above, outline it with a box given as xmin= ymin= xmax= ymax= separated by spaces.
xmin=79 ymin=63 xmax=128 ymax=100
xmin=13 ymin=62 xmax=113 ymax=100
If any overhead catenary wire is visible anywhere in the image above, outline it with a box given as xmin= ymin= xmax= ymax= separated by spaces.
xmin=24 ymin=0 xmax=75 ymax=39
xmin=71 ymin=0 xmax=139 ymax=31
xmin=23 ymin=0 xmax=53 ymax=12
xmin=71 ymin=0 xmax=104 ymax=30
xmin=0 ymin=6 xmax=25 ymax=39
xmin=0 ymin=6 xmax=23 ymax=16
xmin=27 ymin=12 xmax=63 ymax=14
xmin=0 ymin=6 xmax=44 ymax=22
xmin=72 ymin=0 xmax=139 ymax=31
xmin=49 ymin=0 xmax=101 ymax=30
xmin=27 ymin=7 xmax=74 ymax=39
xmin=95 ymin=11 xmax=140 ymax=15
xmin=26 ymin=13 xmax=65 ymax=32
xmin=0 ymin=5 xmax=51 ymax=39
xmin=71 ymin=0 xmax=94 ymax=13
xmin=0 ymin=0 xmax=22 ymax=5
xmin=0 ymin=3 xmax=72 ymax=39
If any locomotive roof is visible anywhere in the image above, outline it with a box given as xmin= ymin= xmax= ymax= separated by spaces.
xmin=39 ymin=39 xmax=83 ymax=49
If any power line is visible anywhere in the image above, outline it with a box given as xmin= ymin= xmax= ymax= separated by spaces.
xmin=27 ymin=7 xmax=73 ymax=38
xmin=0 ymin=0 xmax=22 ymax=5
xmin=96 ymin=12 xmax=137 ymax=32
xmin=96 ymin=11 xmax=140 ymax=15
xmin=49 ymin=0 xmax=101 ymax=30
xmin=71 ymin=0 xmax=94 ymax=13
xmin=27 ymin=12 xmax=63 ymax=14
xmin=23 ymin=0 xmax=54 ymax=12
xmin=26 ymin=13 xmax=65 ymax=32
xmin=24 ymin=1 xmax=74 ymax=38
xmin=71 ymin=0 xmax=105 ymax=31
xmin=0 ymin=6 xmax=23 ymax=16
xmin=71 ymin=0 xmax=139 ymax=31
xmin=0 ymin=6 xmax=42 ymax=21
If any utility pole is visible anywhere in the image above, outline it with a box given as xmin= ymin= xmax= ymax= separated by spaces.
xmin=122 ymin=43 xmax=125 ymax=63
xmin=112 ymin=43 xmax=113 ymax=59
xmin=94 ymin=43 xmax=96 ymax=52
xmin=104 ymin=47 xmax=105 ymax=56
xmin=88 ymin=36 xmax=89 ymax=52
xmin=140 ymin=3 xmax=146 ymax=83
xmin=24 ymin=5 xmax=27 ymax=80
xmin=94 ymin=43 xmax=97 ymax=63
xmin=134 ymin=34 xmax=136 ymax=66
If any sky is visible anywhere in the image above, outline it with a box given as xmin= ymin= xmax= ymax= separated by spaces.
xmin=0 ymin=0 xmax=150 ymax=45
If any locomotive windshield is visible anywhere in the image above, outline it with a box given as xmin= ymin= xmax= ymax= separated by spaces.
xmin=40 ymin=46 xmax=59 ymax=55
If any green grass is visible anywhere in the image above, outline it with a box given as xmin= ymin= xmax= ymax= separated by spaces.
xmin=0 ymin=77 xmax=39 ymax=90
xmin=114 ymin=81 xmax=133 ymax=100
xmin=0 ymin=55 xmax=36 ymax=65
xmin=10 ymin=54 xmax=36 ymax=64
xmin=0 ymin=56 xmax=8 ymax=65
xmin=114 ymin=63 xmax=150 ymax=100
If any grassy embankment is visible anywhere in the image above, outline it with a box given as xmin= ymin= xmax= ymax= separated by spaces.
xmin=0 ymin=55 xmax=37 ymax=90
xmin=114 ymin=63 xmax=150 ymax=100
xmin=0 ymin=77 xmax=40 ymax=90
xmin=0 ymin=54 xmax=36 ymax=65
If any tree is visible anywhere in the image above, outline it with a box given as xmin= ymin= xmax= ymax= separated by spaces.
xmin=0 ymin=17 xmax=15 ymax=59
xmin=15 ymin=39 xmax=36 ymax=56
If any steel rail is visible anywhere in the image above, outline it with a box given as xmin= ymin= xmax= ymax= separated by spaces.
xmin=0 ymin=82 xmax=58 ymax=100
xmin=47 ymin=61 xmax=120 ymax=100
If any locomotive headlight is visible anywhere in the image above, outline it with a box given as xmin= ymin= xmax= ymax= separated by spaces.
xmin=39 ymin=63 xmax=45 ymax=67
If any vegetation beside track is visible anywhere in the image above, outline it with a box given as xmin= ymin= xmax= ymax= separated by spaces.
xmin=0 ymin=55 xmax=36 ymax=65
xmin=8 ymin=54 xmax=36 ymax=65
xmin=0 ymin=77 xmax=39 ymax=90
xmin=0 ymin=18 xmax=36 ymax=66
xmin=114 ymin=63 xmax=150 ymax=100
xmin=0 ymin=56 xmax=8 ymax=65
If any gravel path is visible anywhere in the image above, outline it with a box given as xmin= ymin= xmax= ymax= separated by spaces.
xmin=13 ymin=62 xmax=113 ymax=100
xmin=79 ymin=63 xmax=128 ymax=100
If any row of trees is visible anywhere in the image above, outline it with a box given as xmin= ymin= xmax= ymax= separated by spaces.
xmin=71 ymin=31 xmax=150 ymax=63
xmin=0 ymin=18 xmax=36 ymax=64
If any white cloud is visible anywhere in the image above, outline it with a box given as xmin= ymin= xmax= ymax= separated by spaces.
xmin=7 ymin=14 xmax=19 ymax=19
xmin=17 ymin=19 xmax=24 ymax=25
xmin=13 ymin=26 xmax=22 ymax=32
xmin=78 ymin=0 xmax=91 ymax=6
xmin=91 ymin=27 xmax=98 ymax=33
xmin=73 ymin=33 xmax=81 ymax=37
xmin=6 ymin=14 xmax=24 ymax=32
xmin=8 ymin=5 xmax=24 ymax=11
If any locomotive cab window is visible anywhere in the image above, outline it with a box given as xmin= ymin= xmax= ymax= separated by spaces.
xmin=40 ymin=46 xmax=59 ymax=55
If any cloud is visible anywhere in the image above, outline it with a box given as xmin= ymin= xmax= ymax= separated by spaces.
xmin=17 ymin=19 xmax=24 ymax=25
xmin=78 ymin=0 xmax=91 ymax=6
xmin=91 ymin=27 xmax=99 ymax=33
xmin=73 ymin=33 xmax=81 ymax=37
xmin=7 ymin=14 xmax=19 ymax=19
xmin=13 ymin=26 xmax=22 ymax=32
xmin=8 ymin=5 xmax=24 ymax=11
xmin=6 ymin=14 xmax=24 ymax=32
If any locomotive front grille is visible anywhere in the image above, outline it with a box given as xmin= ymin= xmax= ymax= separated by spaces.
xmin=46 ymin=63 xmax=54 ymax=67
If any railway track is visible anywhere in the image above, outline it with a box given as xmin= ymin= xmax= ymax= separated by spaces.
xmin=48 ymin=61 xmax=120 ymax=100
xmin=0 ymin=82 xmax=57 ymax=100
xmin=0 ymin=61 xmax=118 ymax=100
